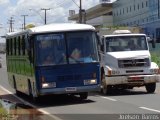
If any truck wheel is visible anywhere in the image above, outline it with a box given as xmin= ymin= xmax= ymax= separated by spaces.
xmin=145 ymin=83 xmax=156 ymax=93
xmin=80 ymin=92 xmax=88 ymax=100
xmin=101 ymin=72 xmax=111 ymax=95
xmin=102 ymin=85 xmax=111 ymax=95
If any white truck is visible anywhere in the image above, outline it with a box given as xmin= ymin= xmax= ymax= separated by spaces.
xmin=99 ymin=30 xmax=159 ymax=94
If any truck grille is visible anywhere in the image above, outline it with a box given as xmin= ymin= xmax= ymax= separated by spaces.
xmin=118 ymin=58 xmax=150 ymax=68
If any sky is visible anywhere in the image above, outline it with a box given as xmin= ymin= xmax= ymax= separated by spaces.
xmin=0 ymin=0 xmax=116 ymax=42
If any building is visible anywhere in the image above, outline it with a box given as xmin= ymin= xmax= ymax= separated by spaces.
xmin=68 ymin=2 xmax=113 ymax=31
xmin=113 ymin=0 xmax=160 ymax=42
xmin=69 ymin=0 xmax=160 ymax=41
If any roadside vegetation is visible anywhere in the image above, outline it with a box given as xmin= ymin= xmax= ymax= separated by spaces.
xmin=150 ymin=43 xmax=160 ymax=67
xmin=0 ymin=103 xmax=8 ymax=118
xmin=151 ymin=52 xmax=160 ymax=67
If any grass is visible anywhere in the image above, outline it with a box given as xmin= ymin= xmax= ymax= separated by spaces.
xmin=150 ymin=43 xmax=160 ymax=67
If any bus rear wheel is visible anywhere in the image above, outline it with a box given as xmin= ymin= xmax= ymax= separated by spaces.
xmin=13 ymin=76 xmax=21 ymax=96
xmin=79 ymin=92 xmax=88 ymax=100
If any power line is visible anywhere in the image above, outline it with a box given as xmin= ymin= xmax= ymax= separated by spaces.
xmin=72 ymin=0 xmax=80 ymax=8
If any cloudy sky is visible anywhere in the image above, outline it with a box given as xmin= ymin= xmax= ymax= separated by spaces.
xmin=0 ymin=0 xmax=116 ymax=42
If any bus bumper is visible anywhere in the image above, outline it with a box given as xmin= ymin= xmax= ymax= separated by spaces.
xmin=38 ymin=84 xmax=101 ymax=95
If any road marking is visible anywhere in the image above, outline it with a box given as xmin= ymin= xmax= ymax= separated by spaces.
xmin=0 ymin=85 xmax=62 ymax=120
xmin=140 ymin=107 xmax=160 ymax=113
xmin=100 ymin=96 xmax=117 ymax=101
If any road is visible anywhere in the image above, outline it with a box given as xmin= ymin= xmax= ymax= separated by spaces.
xmin=0 ymin=54 xmax=160 ymax=120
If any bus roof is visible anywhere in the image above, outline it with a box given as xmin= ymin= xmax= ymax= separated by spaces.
xmin=6 ymin=23 xmax=95 ymax=37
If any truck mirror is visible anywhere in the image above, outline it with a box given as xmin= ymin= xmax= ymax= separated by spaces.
xmin=152 ymin=39 xmax=155 ymax=48
xmin=147 ymin=37 xmax=155 ymax=48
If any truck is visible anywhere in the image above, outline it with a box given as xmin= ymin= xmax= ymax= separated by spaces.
xmin=99 ymin=30 xmax=159 ymax=94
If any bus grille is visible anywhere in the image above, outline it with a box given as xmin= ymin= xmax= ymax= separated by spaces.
xmin=57 ymin=75 xmax=82 ymax=81
xmin=57 ymin=73 xmax=92 ymax=81
xmin=118 ymin=58 xmax=150 ymax=68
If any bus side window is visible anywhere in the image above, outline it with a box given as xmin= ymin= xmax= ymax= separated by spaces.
xmin=6 ymin=39 xmax=9 ymax=55
xmin=27 ymin=36 xmax=33 ymax=63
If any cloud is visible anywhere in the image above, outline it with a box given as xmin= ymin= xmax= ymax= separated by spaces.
xmin=0 ymin=0 xmax=9 ymax=5
xmin=2 ymin=0 xmax=101 ymax=32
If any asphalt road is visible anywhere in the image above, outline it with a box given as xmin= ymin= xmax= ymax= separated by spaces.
xmin=0 ymin=54 xmax=160 ymax=120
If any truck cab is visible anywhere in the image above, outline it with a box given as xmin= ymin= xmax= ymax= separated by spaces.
xmin=99 ymin=30 xmax=159 ymax=94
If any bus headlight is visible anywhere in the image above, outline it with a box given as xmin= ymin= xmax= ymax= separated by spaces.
xmin=84 ymin=79 xmax=97 ymax=85
xmin=42 ymin=82 xmax=56 ymax=88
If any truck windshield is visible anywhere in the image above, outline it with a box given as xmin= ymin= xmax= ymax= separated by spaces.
xmin=105 ymin=36 xmax=148 ymax=52
xmin=36 ymin=31 xmax=98 ymax=65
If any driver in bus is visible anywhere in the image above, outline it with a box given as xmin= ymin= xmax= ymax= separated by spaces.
xmin=69 ymin=48 xmax=81 ymax=63
xmin=43 ymin=53 xmax=54 ymax=65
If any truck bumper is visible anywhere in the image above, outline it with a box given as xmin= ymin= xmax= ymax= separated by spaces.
xmin=105 ymin=74 xmax=159 ymax=86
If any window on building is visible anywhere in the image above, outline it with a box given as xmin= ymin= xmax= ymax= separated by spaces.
xmin=130 ymin=6 xmax=131 ymax=12
xmin=134 ymin=5 xmax=135 ymax=11
xmin=146 ymin=1 xmax=148 ymax=7
xmin=138 ymin=4 xmax=139 ymax=10
xmin=142 ymin=2 xmax=144 ymax=8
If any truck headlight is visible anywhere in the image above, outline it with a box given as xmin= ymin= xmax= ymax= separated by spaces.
xmin=150 ymin=69 xmax=159 ymax=74
xmin=42 ymin=82 xmax=56 ymax=88
xmin=108 ymin=70 xmax=120 ymax=76
xmin=112 ymin=70 xmax=120 ymax=75
xmin=84 ymin=79 xmax=97 ymax=85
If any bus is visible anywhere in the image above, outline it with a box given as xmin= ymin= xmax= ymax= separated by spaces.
xmin=6 ymin=23 xmax=100 ymax=100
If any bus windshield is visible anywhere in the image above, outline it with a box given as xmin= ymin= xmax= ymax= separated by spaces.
xmin=36 ymin=31 xmax=98 ymax=65
xmin=105 ymin=36 xmax=148 ymax=52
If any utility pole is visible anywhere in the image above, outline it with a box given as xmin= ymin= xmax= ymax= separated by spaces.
xmin=158 ymin=0 xmax=160 ymax=19
xmin=41 ymin=8 xmax=50 ymax=24
xmin=19 ymin=24 xmax=24 ymax=31
xmin=8 ymin=17 xmax=15 ymax=32
xmin=21 ymin=15 xmax=28 ymax=30
xmin=79 ymin=0 xmax=82 ymax=23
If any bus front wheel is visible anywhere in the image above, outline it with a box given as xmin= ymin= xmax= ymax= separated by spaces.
xmin=79 ymin=92 xmax=88 ymax=100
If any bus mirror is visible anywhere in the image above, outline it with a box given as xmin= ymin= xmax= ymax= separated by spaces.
xmin=28 ymin=50 xmax=32 ymax=63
